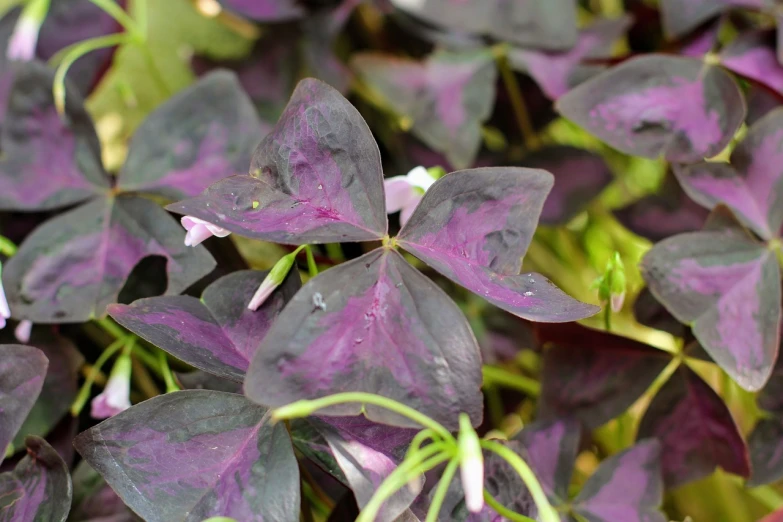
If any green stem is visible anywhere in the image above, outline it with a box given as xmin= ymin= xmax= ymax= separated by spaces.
xmin=305 ymin=245 xmax=318 ymax=277
xmin=494 ymin=46 xmax=540 ymax=151
xmin=0 ymin=236 xmax=18 ymax=256
xmin=357 ymin=445 xmax=453 ymax=522
xmin=425 ymin=458 xmax=460 ymax=522
xmin=484 ymin=491 xmax=537 ymax=522
xmin=158 ymin=351 xmax=180 ymax=393
xmin=70 ymin=336 xmax=128 ymax=415
xmin=301 ymin=480 xmax=331 ymax=519
xmin=131 ymin=344 xmax=165 ymax=378
xmin=52 ymin=33 xmax=130 ymax=114
xmin=480 ymin=439 xmax=559 ymax=522
xmin=325 ymin=243 xmax=345 ymax=262
xmin=137 ymin=40 xmax=173 ymax=96
xmin=482 ymin=366 xmax=541 ymax=396
xmin=273 ymin=392 xmax=453 ymax=441
xmin=95 ymin=316 xmax=127 ymax=339
xmin=405 ymin=428 xmax=441 ymax=460
xmin=88 ymin=0 xmax=140 ymax=37
xmin=603 ymin=305 xmax=611 ymax=331
xmin=131 ymin=0 xmax=148 ymax=37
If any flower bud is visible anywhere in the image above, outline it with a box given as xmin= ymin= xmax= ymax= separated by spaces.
xmin=91 ymin=352 xmax=132 ymax=419
xmin=181 ymin=216 xmax=230 ymax=247
xmin=458 ymin=413 xmax=484 ymax=513
xmin=248 ymin=251 xmax=298 ymax=310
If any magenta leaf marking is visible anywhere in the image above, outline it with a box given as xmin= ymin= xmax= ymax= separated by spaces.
xmin=572 ymin=440 xmax=665 ymax=522
xmin=216 ymin=0 xmax=304 ymax=21
xmin=642 ymin=229 xmax=781 ymax=391
xmin=74 ymin=390 xmax=300 ymax=522
xmin=117 ymin=71 xmax=263 ymax=201
xmin=556 ymin=55 xmax=745 ymax=163
xmin=516 ymin=418 xmax=581 ymax=504
xmin=167 ymin=78 xmax=387 ymax=244
xmin=509 ymin=16 xmax=632 ymax=100
xmin=244 ymin=248 xmax=484 ymax=431
xmin=637 ymin=366 xmax=750 ymax=487
xmin=539 ymin=324 xmax=671 ymax=429
xmin=0 ymin=61 xmax=108 ymax=211
xmin=675 ymin=108 xmax=783 ymax=239
xmin=4 ymin=196 xmax=215 ymax=323
xmin=389 ymin=0 xmax=578 ymax=50
xmin=0 ymin=344 xmax=47 ymax=465
xmin=108 ymin=269 xmax=300 ymax=383
xmin=352 ymin=49 xmax=497 ymax=169
xmin=397 ymin=168 xmax=599 ymax=322
xmin=0 ymin=436 xmax=72 ymax=522
xmin=721 ymin=30 xmax=783 ymax=96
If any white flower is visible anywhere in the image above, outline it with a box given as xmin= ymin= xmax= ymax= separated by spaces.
xmin=248 ymin=276 xmax=279 ymax=311
xmin=384 ymin=166 xmax=437 ymax=226
xmin=181 ymin=216 xmax=230 ymax=247
xmin=91 ymin=353 xmax=132 ymax=419
xmin=458 ymin=413 xmax=484 ymax=513
xmin=14 ymin=320 xmax=32 ymax=343
xmin=6 ymin=17 xmax=40 ymax=61
xmin=0 ymin=263 xmax=10 ymax=330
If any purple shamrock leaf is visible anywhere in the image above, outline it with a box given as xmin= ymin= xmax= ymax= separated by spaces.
xmin=747 ymin=416 xmax=783 ymax=486
xmin=0 ymin=61 xmax=108 ymax=211
xmin=633 ymin=287 xmax=689 ymax=338
xmin=516 ymin=418 xmax=581 ymax=504
xmin=289 ymin=419 xmax=347 ymax=483
xmin=641 ymin=228 xmax=781 ymax=391
xmin=525 ymin=146 xmax=614 ymax=226
xmin=659 ymin=0 xmax=766 ymax=39
xmin=352 ymin=48 xmax=497 ymax=170
xmin=74 ymin=390 xmax=300 ymax=522
xmin=556 ymin=55 xmax=746 ymax=163
xmin=572 ymin=440 xmax=665 ymax=522
xmin=637 ymin=365 xmax=750 ymax=487
xmin=614 ymin=175 xmax=709 ymax=242
xmin=389 ymin=0 xmax=578 ymax=50
xmin=117 ymin=71 xmax=263 ymax=201
xmin=216 ymin=0 xmax=304 ymax=21
xmin=509 ymin=16 xmax=633 ymax=100
xmin=674 ymin=108 xmax=783 ymax=240
xmin=0 ymin=344 xmax=47 ymax=465
xmin=312 ymin=416 xmax=421 ymax=522
xmin=36 ymin=0 xmax=120 ymax=95
xmin=758 ymin=350 xmax=783 ymax=413
xmin=397 ymin=168 xmax=599 ymax=322
xmin=70 ymin=461 xmax=136 ymax=522
xmin=9 ymin=332 xmax=82 ymax=453
xmin=176 ymin=370 xmax=243 ymax=394
xmin=4 ymin=195 xmax=215 ymax=323
xmin=167 ymin=78 xmax=388 ymax=245
xmin=747 ymin=84 xmax=783 ymax=126
xmin=538 ymin=323 xmax=671 ymax=429
xmin=108 ymin=269 xmax=300 ymax=383
xmin=0 ymin=436 xmax=72 ymax=522
xmin=244 ymin=248 xmax=484 ymax=431
xmin=721 ymin=30 xmax=783 ymax=96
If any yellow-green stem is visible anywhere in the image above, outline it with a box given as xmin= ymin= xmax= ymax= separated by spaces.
xmin=484 ymin=491 xmax=537 ymax=522
xmin=495 ymin=47 xmax=540 ymax=151
xmin=482 ymin=366 xmax=541 ymax=396
xmin=425 ymin=458 xmax=460 ymax=522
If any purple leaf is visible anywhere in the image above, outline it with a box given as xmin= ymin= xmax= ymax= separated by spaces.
xmin=758 ymin=351 xmax=783 ymax=413
xmin=538 ymin=323 xmax=671 ymax=429
xmin=109 ymin=269 xmax=300 ymax=382
xmin=397 ymin=168 xmax=599 ymax=322
xmin=509 ymin=16 xmax=632 ymax=100
xmin=74 ymin=390 xmax=300 ymax=522
xmin=525 ymin=146 xmax=614 ymax=225
xmin=721 ymin=30 xmax=783 ymax=95
xmin=4 ymin=195 xmax=216 ymax=323
xmin=614 ymin=175 xmax=709 ymax=242
xmin=556 ymin=55 xmax=746 ymax=163
xmin=0 ymin=436 xmax=71 ymax=522
xmin=746 ymin=85 xmax=783 ymax=126
xmin=674 ymin=109 xmax=783 ymax=239
xmin=659 ymin=0 xmax=765 ymax=39
xmin=315 ymin=416 xmax=421 ymax=522
xmin=244 ymin=248 xmax=484 ymax=431
xmin=0 ymin=344 xmax=47 ymax=464
xmin=641 ymin=229 xmax=781 ymax=391
xmin=637 ymin=365 xmax=750 ymax=487
xmin=352 ymin=49 xmax=497 ymax=170
xmin=748 ymin=416 xmax=783 ymax=486
xmin=117 ymin=71 xmax=263 ymax=201
xmin=389 ymin=0 xmax=578 ymax=50
xmin=633 ymin=287 xmax=689 ymax=338
xmin=0 ymin=61 xmax=108 ymax=211
xmin=36 ymin=0 xmax=120 ymax=95
xmin=70 ymin=461 xmax=136 ymax=522
xmin=289 ymin=419 xmax=347 ymax=483
xmin=10 ymin=332 xmax=83 ymax=452
xmin=167 ymin=78 xmax=388 ymax=244
xmin=216 ymin=0 xmax=304 ymax=21
xmin=572 ymin=440 xmax=665 ymax=522
xmin=176 ymin=370 xmax=243 ymax=394
xmin=515 ymin=418 xmax=581 ymax=503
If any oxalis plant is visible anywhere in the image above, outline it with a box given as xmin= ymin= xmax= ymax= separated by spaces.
xmin=4 ymin=0 xmax=783 ymax=521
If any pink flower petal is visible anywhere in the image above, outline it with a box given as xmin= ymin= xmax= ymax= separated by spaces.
xmin=384 ymin=177 xmax=418 ymax=213
xmin=14 ymin=320 xmax=32 ymax=343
